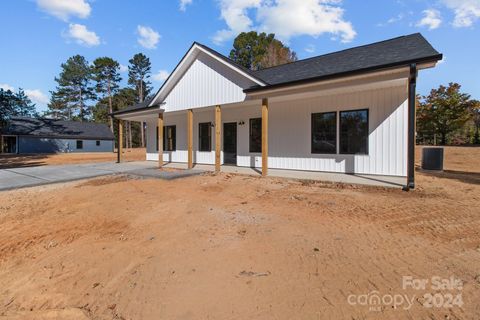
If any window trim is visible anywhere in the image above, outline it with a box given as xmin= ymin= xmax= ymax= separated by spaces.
xmin=249 ymin=118 xmax=262 ymax=153
xmin=339 ymin=108 xmax=369 ymax=155
xmin=311 ymin=111 xmax=337 ymax=155
xmin=198 ymin=122 xmax=212 ymax=152
xmin=163 ymin=125 xmax=176 ymax=152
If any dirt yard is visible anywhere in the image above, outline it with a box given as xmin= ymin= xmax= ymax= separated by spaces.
xmin=0 ymin=147 xmax=479 ymax=319
xmin=0 ymin=148 xmax=145 ymax=169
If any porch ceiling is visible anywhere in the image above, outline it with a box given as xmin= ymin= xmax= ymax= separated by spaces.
xmin=113 ymin=108 xmax=164 ymax=122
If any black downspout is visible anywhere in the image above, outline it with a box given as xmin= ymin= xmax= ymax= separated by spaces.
xmin=405 ymin=63 xmax=417 ymax=191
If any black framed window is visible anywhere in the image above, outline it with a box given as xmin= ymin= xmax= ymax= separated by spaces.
xmin=311 ymin=112 xmax=337 ymax=154
xmin=198 ymin=122 xmax=212 ymax=152
xmin=96 ymin=140 xmax=100 ymax=146
xmin=157 ymin=125 xmax=176 ymax=151
xmin=76 ymin=140 xmax=83 ymax=149
xmin=340 ymin=109 xmax=369 ymax=154
xmin=164 ymin=125 xmax=176 ymax=151
xmin=249 ymin=118 xmax=262 ymax=153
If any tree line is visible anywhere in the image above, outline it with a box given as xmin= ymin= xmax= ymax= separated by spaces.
xmin=0 ymin=52 xmax=154 ymax=148
xmin=0 ymin=88 xmax=37 ymax=127
xmin=45 ymin=53 xmax=153 ymax=148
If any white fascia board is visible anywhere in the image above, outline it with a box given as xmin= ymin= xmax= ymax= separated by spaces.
xmin=195 ymin=45 xmax=266 ymax=86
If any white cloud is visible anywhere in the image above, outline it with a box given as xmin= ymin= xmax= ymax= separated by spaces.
xmin=25 ymin=89 xmax=49 ymax=105
xmin=377 ymin=13 xmax=405 ymax=27
xmin=0 ymin=85 xmax=49 ymax=105
xmin=442 ymin=0 xmax=480 ymax=27
xmin=65 ymin=23 xmax=100 ymax=47
xmin=387 ymin=13 xmax=405 ymax=24
xmin=36 ymin=0 xmax=91 ymax=21
xmin=119 ymin=64 xmax=128 ymax=73
xmin=305 ymin=44 xmax=315 ymax=53
xmin=180 ymin=0 xmax=193 ymax=11
xmin=137 ymin=25 xmax=161 ymax=49
xmin=152 ymin=70 xmax=170 ymax=82
xmin=0 ymin=83 xmax=15 ymax=91
xmin=212 ymin=0 xmax=356 ymax=45
xmin=417 ymin=9 xmax=442 ymax=30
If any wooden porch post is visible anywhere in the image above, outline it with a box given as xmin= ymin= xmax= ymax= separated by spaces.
xmin=0 ymin=134 xmax=3 ymax=154
xmin=158 ymin=113 xmax=164 ymax=167
xmin=117 ymin=119 xmax=123 ymax=163
xmin=262 ymin=98 xmax=268 ymax=176
xmin=187 ymin=109 xmax=193 ymax=169
xmin=215 ymin=105 xmax=221 ymax=172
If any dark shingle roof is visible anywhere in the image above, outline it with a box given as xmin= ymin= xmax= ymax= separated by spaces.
xmin=248 ymin=33 xmax=441 ymax=90
xmin=112 ymin=33 xmax=441 ymax=114
xmin=2 ymin=117 xmax=115 ymax=140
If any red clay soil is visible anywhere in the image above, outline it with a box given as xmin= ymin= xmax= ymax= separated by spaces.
xmin=0 ymin=147 xmax=479 ymax=319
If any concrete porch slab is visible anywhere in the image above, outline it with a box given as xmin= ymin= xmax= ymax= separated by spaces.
xmin=161 ymin=162 xmax=406 ymax=188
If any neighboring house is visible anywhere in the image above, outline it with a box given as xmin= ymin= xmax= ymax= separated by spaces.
xmin=0 ymin=117 xmax=114 ymax=154
xmin=112 ymin=33 xmax=442 ymax=189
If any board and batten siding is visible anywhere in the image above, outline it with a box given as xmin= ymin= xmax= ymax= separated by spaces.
xmin=267 ymin=84 xmax=407 ymax=176
xmin=147 ymin=82 xmax=408 ymax=177
xmin=162 ymin=51 xmax=255 ymax=112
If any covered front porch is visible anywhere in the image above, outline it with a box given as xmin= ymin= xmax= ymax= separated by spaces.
xmin=112 ymin=86 xmax=409 ymax=188
xmin=113 ymin=98 xmax=271 ymax=176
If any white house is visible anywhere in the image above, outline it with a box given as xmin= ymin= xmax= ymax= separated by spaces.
xmin=112 ymin=33 xmax=442 ymax=190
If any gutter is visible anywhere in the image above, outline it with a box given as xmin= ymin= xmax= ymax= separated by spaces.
xmin=404 ymin=63 xmax=417 ymax=191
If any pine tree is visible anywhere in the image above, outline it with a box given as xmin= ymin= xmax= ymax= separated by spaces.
xmin=0 ymin=89 xmax=16 ymax=127
xmin=128 ymin=53 xmax=152 ymax=147
xmin=14 ymin=89 xmax=37 ymax=117
xmin=92 ymin=57 xmax=122 ymax=131
xmin=128 ymin=53 xmax=152 ymax=102
xmin=0 ymin=88 xmax=37 ymax=126
xmin=45 ymin=91 xmax=69 ymax=119
xmin=50 ymin=55 xmax=95 ymax=121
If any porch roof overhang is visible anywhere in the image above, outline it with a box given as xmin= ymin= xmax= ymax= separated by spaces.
xmin=111 ymin=104 xmax=165 ymax=121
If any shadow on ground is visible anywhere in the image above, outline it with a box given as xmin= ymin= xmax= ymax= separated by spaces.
xmin=0 ymin=154 xmax=49 ymax=169
xmin=417 ymin=167 xmax=480 ymax=185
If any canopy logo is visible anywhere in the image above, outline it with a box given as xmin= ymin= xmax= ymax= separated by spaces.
xmin=347 ymin=276 xmax=464 ymax=312
xmin=347 ymin=291 xmax=415 ymax=312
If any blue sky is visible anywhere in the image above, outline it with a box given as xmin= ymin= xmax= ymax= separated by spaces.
xmin=1 ymin=0 xmax=479 ymax=113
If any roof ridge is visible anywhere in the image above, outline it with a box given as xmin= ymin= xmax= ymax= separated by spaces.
xmin=253 ymin=33 xmax=424 ymax=73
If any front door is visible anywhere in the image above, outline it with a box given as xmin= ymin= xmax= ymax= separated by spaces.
xmin=223 ymin=122 xmax=237 ymax=165
xmin=2 ymin=136 xmax=17 ymax=154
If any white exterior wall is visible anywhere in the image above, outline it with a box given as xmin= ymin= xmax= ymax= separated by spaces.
xmin=267 ymin=85 xmax=407 ymax=176
xmin=162 ymin=52 xmax=255 ymax=112
xmin=146 ymin=82 xmax=408 ymax=177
